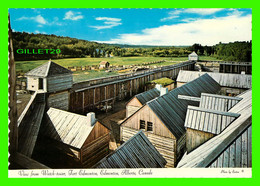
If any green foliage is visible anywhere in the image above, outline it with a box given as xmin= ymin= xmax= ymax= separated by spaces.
xmin=213 ymin=41 xmax=252 ymax=62
xmin=149 ymin=77 xmax=174 ymax=86
xmin=12 ymin=32 xmax=115 ymax=60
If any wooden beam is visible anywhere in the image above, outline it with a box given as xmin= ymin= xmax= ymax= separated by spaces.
xmin=188 ymin=106 xmax=241 ymax=118
xmin=10 ymin=152 xmax=50 ymax=169
xmin=201 ymin=93 xmax=243 ymax=101
xmin=178 ymin=95 xmax=201 ymax=102
xmin=8 ymin=14 xmax=18 ymax=158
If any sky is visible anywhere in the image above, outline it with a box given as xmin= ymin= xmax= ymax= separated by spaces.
xmin=9 ymin=8 xmax=252 ymax=46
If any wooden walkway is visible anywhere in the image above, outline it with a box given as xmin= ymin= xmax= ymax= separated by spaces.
xmin=18 ymin=101 xmax=46 ymax=157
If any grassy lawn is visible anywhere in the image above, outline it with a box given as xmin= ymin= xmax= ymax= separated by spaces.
xmin=15 ymin=56 xmax=219 ymax=82
xmin=73 ymin=70 xmax=119 ymax=82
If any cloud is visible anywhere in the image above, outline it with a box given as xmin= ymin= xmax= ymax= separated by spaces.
xmin=17 ymin=15 xmax=47 ymax=24
xmin=161 ymin=8 xmax=224 ymax=21
xmin=34 ymin=30 xmax=46 ymax=34
xmin=184 ymin=8 xmax=224 ymax=15
xmin=17 ymin=15 xmax=63 ymax=26
xmin=90 ymin=17 xmax=122 ymax=30
xmin=63 ymin=11 xmax=83 ymax=20
xmin=96 ymin=17 xmax=121 ymax=22
xmin=96 ymin=14 xmax=252 ymax=46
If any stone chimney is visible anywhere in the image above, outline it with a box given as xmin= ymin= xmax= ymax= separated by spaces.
xmin=155 ymin=84 xmax=162 ymax=91
xmin=160 ymin=87 xmax=168 ymax=96
xmin=87 ymin=112 xmax=96 ymax=126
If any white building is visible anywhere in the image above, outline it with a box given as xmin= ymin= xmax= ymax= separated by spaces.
xmin=188 ymin=52 xmax=199 ymax=61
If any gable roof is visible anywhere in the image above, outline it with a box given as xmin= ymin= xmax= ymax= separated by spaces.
xmin=177 ymin=89 xmax=252 ymax=168
xmin=146 ymin=73 xmax=221 ymax=139
xmin=176 ymin=70 xmax=252 ymax=89
xmin=42 ymin=108 xmax=98 ymax=149
xmin=26 ymin=60 xmax=72 ymax=78
xmin=184 ymin=106 xmax=240 ymax=135
xmin=100 ymin=61 xmax=109 ymax=65
xmin=199 ymin=93 xmax=242 ymax=112
xmin=94 ymin=131 xmax=167 ymax=168
xmin=134 ymin=88 xmax=160 ymax=105
xmin=189 ymin=52 xmax=198 ymax=56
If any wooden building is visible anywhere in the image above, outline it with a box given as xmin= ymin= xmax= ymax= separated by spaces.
xmin=99 ymin=61 xmax=110 ymax=69
xmin=40 ymin=108 xmax=111 ymax=168
xmin=176 ymin=70 xmax=252 ymax=96
xmin=120 ymin=74 xmax=221 ymax=167
xmin=219 ymin=61 xmax=252 ymax=74
xmin=178 ymin=93 xmax=243 ymax=153
xmin=126 ymin=84 xmax=162 ymax=117
xmin=188 ymin=52 xmax=199 ymax=61
xmin=94 ymin=131 xmax=167 ymax=168
xmin=177 ymin=89 xmax=252 ymax=168
xmin=26 ymin=60 xmax=73 ymax=110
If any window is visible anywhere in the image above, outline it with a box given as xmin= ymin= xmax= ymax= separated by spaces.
xmin=147 ymin=122 xmax=153 ymax=132
xmin=140 ymin=120 xmax=145 ymax=130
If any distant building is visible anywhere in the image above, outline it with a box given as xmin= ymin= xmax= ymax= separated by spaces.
xmin=188 ymin=52 xmax=199 ymax=61
xmin=94 ymin=131 xmax=167 ymax=168
xmin=120 ymin=74 xmax=221 ymax=167
xmin=219 ymin=61 xmax=252 ymax=74
xmin=99 ymin=61 xmax=110 ymax=69
xmin=40 ymin=108 xmax=111 ymax=168
xmin=25 ymin=60 xmax=73 ymax=110
xmin=176 ymin=70 xmax=252 ymax=96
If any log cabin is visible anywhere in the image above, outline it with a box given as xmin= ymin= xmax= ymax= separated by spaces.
xmin=26 ymin=60 xmax=73 ymax=110
xmin=176 ymin=70 xmax=252 ymax=96
xmin=120 ymin=74 xmax=221 ymax=167
xmin=99 ymin=61 xmax=110 ymax=69
xmin=177 ymin=89 xmax=252 ymax=168
xmin=94 ymin=131 xmax=167 ymax=168
xmin=178 ymin=93 xmax=243 ymax=153
xmin=126 ymin=84 xmax=162 ymax=117
xmin=40 ymin=108 xmax=111 ymax=168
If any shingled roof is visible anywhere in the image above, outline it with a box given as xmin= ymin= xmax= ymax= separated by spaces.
xmin=146 ymin=73 xmax=221 ymax=139
xmin=177 ymin=70 xmax=252 ymax=89
xmin=42 ymin=108 xmax=100 ymax=149
xmin=189 ymin=52 xmax=198 ymax=57
xmin=26 ymin=60 xmax=72 ymax=78
xmin=177 ymin=89 xmax=252 ymax=168
xmin=134 ymin=88 xmax=161 ymax=105
xmin=94 ymin=131 xmax=167 ymax=168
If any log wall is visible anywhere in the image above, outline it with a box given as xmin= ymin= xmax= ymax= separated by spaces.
xmin=81 ymin=121 xmax=110 ymax=168
xmin=186 ymin=128 xmax=214 ymax=153
xmin=70 ymin=61 xmax=195 ymax=114
xmin=121 ymin=127 xmax=176 ymax=168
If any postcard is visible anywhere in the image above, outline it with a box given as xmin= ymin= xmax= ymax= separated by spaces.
xmin=8 ymin=8 xmax=252 ymax=178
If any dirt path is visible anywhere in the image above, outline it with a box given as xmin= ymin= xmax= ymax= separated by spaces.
xmin=96 ymin=100 xmax=128 ymax=143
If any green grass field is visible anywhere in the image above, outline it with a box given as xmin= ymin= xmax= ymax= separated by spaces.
xmin=15 ymin=56 xmax=220 ymax=82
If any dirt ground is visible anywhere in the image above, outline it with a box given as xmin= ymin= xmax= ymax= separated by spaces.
xmin=96 ymin=100 xmax=128 ymax=144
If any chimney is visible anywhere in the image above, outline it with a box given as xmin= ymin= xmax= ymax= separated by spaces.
xmin=87 ymin=112 xmax=96 ymax=126
xmin=155 ymin=84 xmax=162 ymax=91
xmin=160 ymin=87 xmax=168 ymax=96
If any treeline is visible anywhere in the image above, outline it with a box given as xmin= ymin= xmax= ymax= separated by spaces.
xmin=12 ymin=32 xmax=251 ymax=62
xmin=12 ymin=32 xmax=115 ymax=61
xmin=187 ymin=42 xmax=252 ymax=62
